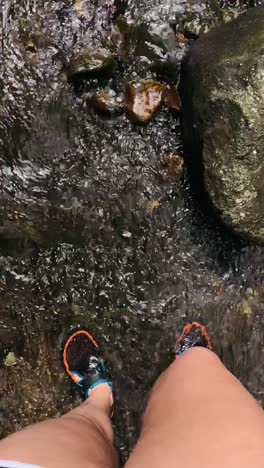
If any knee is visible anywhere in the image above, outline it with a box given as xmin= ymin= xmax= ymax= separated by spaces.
xmin=180 ymin=346 xmax=220 ymax=365
xmin=147 ymin=348 xmax=220 ymax=404
xmin=62 ymin=410 xmax=114 ymax=444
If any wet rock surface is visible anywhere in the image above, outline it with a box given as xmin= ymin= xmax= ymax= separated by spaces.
xmin=0 ymin=0 xmax=263 ymax=465
xmin=67 ymin=48 xmax=115 ymax=83
xmin=90 ymin=88 xmax=124 ymax=116
xmin=120 ymin=0 xmax=253 ymax=80
xmin=182 ymin=5 xmax=264 ymax=243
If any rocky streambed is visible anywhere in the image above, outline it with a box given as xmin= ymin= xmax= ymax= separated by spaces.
xmin=0 ymin=0 xmax=264 ymax=463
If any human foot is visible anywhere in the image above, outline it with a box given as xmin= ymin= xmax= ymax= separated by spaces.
xmin=174 ymin=321 xmax=212 ymax=358
xmin=62 ymin=327 xmax=113 ymax=401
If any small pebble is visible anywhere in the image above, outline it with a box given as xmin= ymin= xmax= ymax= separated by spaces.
xmin=126 ymin=79 xmax=164 ymax=123
xmin=241 ymin=299 xmax=252 ymax=316
xmin=4 ymin=352 xmax=17 ymax=367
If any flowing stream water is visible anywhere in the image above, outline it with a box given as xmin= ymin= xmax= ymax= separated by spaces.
xmin=0 ymin=0 xmax=263 ymax=462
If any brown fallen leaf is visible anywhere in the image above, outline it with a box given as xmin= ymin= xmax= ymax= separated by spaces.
xmin=176 ymin=33 xmax=189 ymax=44
xmin=160 ymin=154 xmax=184 ymax=180
xmin=162 ymin=84 xmax=181 ymax=111
xmin=255 ymin=284 xmax=264 ymax=299
xmin=209 ymin=274 xmax=225 ymax=295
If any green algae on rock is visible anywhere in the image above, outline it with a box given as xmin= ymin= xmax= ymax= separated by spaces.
xmin=181 ymin=5 xmax=264 ymax=243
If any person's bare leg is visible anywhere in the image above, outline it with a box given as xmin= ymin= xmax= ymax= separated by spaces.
xmin=126 ymin=347 xmax=264 ymax=468
xmin=0 ymin=383 xmax=118 ymax=468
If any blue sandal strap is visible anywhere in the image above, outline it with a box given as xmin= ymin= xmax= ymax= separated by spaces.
xmin=79 ymin=364 xmax=112 ymax=399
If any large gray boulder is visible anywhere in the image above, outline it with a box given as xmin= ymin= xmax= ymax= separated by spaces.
xmin=182 ymin=6 xmax=264 ymax=243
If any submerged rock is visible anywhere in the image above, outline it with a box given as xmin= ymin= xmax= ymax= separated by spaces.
xmin=181 ymin=6 xmax=264 ymax=243
xmin=126 ymin=79 xmax=164 ymax=122
xmin=118 ymin=0 xmax=244 ymax=81
xmin=177 ymin=0 xmax=223 ymax=38
xmin=72 ymin=0 xmax=94 ymax=20
xmin=67 ymin=48 xmax=115 ymax=82
xmin=91 ymin=89 xmax=124 ymax=116
xmin=4 ymin=352 xmax=17 ymax=367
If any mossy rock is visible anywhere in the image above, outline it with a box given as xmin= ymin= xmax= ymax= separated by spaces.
xmin=181 ymin=6 xmax=264 ymax=243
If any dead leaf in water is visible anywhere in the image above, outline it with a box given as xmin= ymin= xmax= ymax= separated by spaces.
xmin=209 ymin=274 xmax=224 ymax=295
xmin=176 ymin=33 xmax=189 ymax=43
xmin=255 ymin=284 xmax=264 ymax=299
xmin=160 ymin=154 xmax=184 ymax=180
xmin=162 ymin=84 xmax=181 ymax=111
